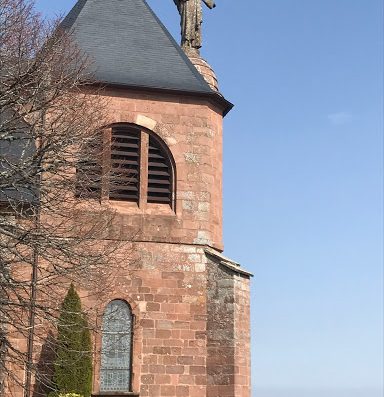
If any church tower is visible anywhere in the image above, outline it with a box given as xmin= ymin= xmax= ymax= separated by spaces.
xmin=60 ymin=0 xmax=252 ymax=396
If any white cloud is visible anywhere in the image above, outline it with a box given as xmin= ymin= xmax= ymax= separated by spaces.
xmin=327 ymin=111 xmax=353 ymax=125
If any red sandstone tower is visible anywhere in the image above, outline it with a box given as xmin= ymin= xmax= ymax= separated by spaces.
xmin=9 ymin=0 xmax=252 ymax=396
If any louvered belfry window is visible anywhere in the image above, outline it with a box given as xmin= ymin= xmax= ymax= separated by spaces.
xmin=147 ymin=135 xmax=173 ymax=205
xmin=109 ymin=125 xmax=140 ymax=203
xmin=76 ymin=124 xmax=175 ymax=208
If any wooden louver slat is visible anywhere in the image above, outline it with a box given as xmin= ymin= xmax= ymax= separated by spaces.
xmin=147 ymin=136 xmax=172 ymax=205
xmin=75 ymin=135 xmax=103 ymax=199
xmin=76 ymin=125 xmax=174 ymax=208
xmin=109 ymin=126 xmax=140 ymax=203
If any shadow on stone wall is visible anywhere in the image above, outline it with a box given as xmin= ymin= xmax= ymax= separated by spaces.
xmin=33 ymin=331 xmax=56 ymax=397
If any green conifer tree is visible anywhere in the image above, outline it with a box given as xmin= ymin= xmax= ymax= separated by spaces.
xmin=51 ymin=284 xmax=92 ymax=397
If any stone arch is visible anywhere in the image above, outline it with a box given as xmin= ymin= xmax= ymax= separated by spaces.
xmin=101 ymin=296 xmax=138 ymax=316
xmin=108 ymin=114 xmax=177 ymax=148
xmin=135 ymin=115 xmax=177 ymax=148
xmin=109 ymin=121 xmax=176 ymax=171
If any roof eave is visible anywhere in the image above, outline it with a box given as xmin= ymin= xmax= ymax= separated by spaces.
xmin=85 ymin=81 xmax=234 ymax=117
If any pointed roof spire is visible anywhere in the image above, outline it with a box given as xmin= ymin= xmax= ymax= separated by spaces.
xmin=61 ymin=0 xmax=214 ymax=94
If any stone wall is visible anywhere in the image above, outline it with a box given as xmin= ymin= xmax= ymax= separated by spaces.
xmin=206 ymin=259 xmax=236 ymax=397
xmin=233 ymin=274 xmax=252 ymax=397
xmin=206 ymin=255 xmax=252 ymax=397
xmin=96 ymin=88 xmax=224 ymax=250
xmin=83 ymin=243 xmax=251 ymax=397
xmin=4 ymin=88 xmax=252 ymax=397
xmin=6 ymin=246 xmax=251 ymax=397
xmin=86 ymin=242 xmax=210 ymax=397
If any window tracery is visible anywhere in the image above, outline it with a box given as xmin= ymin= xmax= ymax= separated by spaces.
xmin=100 ymin=300 xmax=133 ymax=392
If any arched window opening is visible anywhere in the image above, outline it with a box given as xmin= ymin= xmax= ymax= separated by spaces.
xmin=100 ymin=300 xmax=133 ymax=392
xmin=76 ymin=124 xmax=175 ymax=208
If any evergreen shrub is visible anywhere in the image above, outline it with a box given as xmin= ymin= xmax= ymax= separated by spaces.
xmin=50 ymin=284 xmax=92 ymax=397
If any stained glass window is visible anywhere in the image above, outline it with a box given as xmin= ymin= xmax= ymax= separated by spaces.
xmin=100 ymin=300 xmax=133 ymax=392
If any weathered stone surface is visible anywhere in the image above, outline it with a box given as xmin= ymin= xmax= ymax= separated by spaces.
xmin=7 ymin=74 xmax=251 ymax=397
xmin=99 ymin=88 xmax=224 ymax=251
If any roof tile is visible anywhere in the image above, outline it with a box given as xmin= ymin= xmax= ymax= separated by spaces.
xmin=62 ymin=0 xmax=214 ymax=93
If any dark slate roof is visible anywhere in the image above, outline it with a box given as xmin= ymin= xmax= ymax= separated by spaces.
xmin=61 ymin=0 xmax=214 ymax=94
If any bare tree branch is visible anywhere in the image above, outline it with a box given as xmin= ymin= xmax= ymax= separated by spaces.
xmin=0 ymin=1 xmax=138 ymax=395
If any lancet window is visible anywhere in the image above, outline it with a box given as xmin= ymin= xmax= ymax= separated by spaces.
xmin=100 ymin=300 xmax=133 ymax=392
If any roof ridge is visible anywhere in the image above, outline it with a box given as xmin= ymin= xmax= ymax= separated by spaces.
xmin=61 ymin=0 xmax=87 ymax=29
xmin=140 ymin=0 xmax=213 ymax=92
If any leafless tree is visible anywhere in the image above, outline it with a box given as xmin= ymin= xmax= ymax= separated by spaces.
xmin=0 ymin=1 xmax=135 ymax=395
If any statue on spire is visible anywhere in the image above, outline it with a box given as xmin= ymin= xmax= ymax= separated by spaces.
xmin=173 ymin=0 xmax=216 ymax=55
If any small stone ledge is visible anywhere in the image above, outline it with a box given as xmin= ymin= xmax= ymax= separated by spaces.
xmin=92 ymin=393 xmax=139 ymax=397
xmin=204 ymin=247 xmax=254 ymax=277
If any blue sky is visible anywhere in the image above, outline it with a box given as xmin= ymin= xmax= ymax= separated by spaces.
xmin=35 ymin=1 xmax=383 ymax=396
